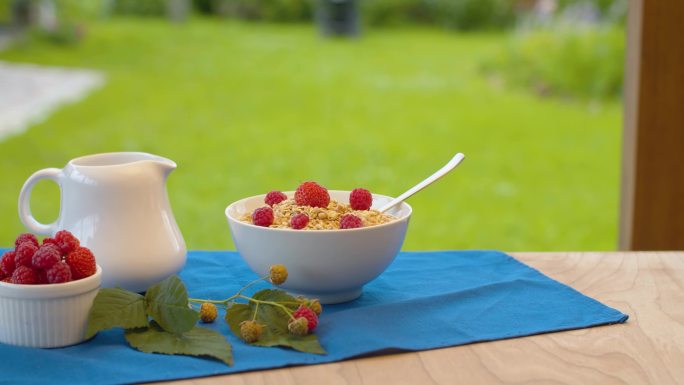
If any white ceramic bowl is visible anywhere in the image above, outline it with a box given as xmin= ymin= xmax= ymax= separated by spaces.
xmin=226 ymin=191 xmax=412 ymax=304
xmin=0 ymin=265 xmax=102 ymax=348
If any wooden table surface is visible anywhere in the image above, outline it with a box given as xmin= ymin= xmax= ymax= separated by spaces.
xmin=161 ymin=252 xmax=684 ymax=385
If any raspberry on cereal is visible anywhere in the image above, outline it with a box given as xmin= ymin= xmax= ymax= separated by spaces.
xmin=294 ymin=181 xmax=330 ymax=208
xmin=289 ymin=213 xmax=309 ymax=230
xmin=349 ymin=188 xmax=373 ymax=210
xmin=265 ymin=191 xmax=288 ymax=206
xmin=340 ymin=214 xmax=363 ymax=229
xmin=252 ymin=207 xmax=274 ymax=227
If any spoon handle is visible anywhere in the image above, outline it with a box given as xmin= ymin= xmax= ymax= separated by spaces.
xmin=379 ymin=153 xmax=465 ymax=213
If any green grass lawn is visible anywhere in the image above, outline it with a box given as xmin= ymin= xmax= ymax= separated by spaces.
xmin=0 ymin=18 xmax=622 ymax=251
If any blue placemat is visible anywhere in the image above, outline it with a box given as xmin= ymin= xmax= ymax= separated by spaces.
xmin=0 ymin=250 xmax=627 ymax=384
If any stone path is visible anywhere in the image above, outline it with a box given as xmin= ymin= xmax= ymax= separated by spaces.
xmin=0 ymin=61 xmax=105 ymax=141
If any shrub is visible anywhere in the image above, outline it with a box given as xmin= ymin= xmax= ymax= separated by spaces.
xmin=110 ymin=0 xmax=167 ymax=16
xmin=199 ymin=0 xmax=312 ymax=22
xmin=195 ymin=0 xmax=515 ymax=29
xmin=430 ymin=0 xmax=515 ymax=31
xmin=483 ymin=24 xmax=625 ymax=100
xmin=361 ymin=0 xmax=515 ymax=30
xmin=359 ymin=0 xmax=433 ymax=27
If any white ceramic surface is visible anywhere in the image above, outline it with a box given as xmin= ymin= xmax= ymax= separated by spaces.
xmin=226 ymin=191 xmax=412 ymax=304
xmin=0 ymin=265 xmax=102 ymax=348
xmin=18 ymin=152 xmax=187 ymax=292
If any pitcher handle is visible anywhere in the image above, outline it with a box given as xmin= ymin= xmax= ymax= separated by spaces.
xmin=18 ymin=168 xmax=62 ymax=235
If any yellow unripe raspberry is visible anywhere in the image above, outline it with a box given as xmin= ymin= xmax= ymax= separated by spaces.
xmin=308 ymin=299 xmax=322 ymax=316
xmin=288 ymin=317 xmax=309 ymax=336
xmin=240 ymin=320 xmax=263 ymax=343
xmin=269 ymin=264 xmax=288 ymax=285
xmin=199 ymin=303 xmax=218 ymax=323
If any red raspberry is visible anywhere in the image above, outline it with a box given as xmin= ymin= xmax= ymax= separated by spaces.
xmin=1 ymin=251 xmax=16 ymax=276
xmin=42 ymin=237 xmax=58 ymax=247
xmin=15 ymin=233 xmax=39 ymax=248
xmin=1 ymin=277 xmax=11 ymax=283
xmin=47 ymin=261 xmax=72 ymax=284
xmin=349 ymin=188 xmax=373 ymax=210
xmin=340 ymin=214 xmax=363 ymax=229
xmin=252 ymin=207 xmax=274 ymax=227
xmin=265 ymin=191 xmax=288 ymax=206
xmin=65 ymin=247 xmax=97 ymax=279
xmin=11 ymin=266 xmax=38 ymax=285
xmin=32 ymin=243 xmax=61 ymax=270
xmin=292 ymin=305 xmax=318 ymax=331
xmin=55 ymin=230 xmax=80 ymax=255
xmin=294 ymin=181 xmax=330 ymax=208
xmin=36 ymin=269 xmax=49 ymax=284
xmin=289 ymin=213 xmax=309 ymax=230
xmin=15 ymin=242 xmax=38 ymax=267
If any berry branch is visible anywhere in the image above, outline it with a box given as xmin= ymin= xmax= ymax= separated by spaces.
xmin=85 ymin=263 xmax=326 ymax=366
xmin=188 ymin=264 xmax=323 ymax=344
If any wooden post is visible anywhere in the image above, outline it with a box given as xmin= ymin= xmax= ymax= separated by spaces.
xmin=619 ymin=0 xmax=684 ymax=250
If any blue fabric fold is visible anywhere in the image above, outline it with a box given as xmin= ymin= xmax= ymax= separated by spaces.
xmin=0 ymin=250 xmax=627 ymax=385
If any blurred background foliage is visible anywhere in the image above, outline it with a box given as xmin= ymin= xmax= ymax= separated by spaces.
xmin=0 ymin=0 xmax=626 ymax=250
xmin=1 ymin=0 xmax=626 ymax=100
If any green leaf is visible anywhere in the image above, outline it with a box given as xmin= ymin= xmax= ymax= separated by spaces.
xmin=225 ymin=289 xmax=326 ymax=354
xmin=125 ymin=322 xmax=233 ymax=366
xmin=145 ymin=275 xmax=199 ymax=334
xmin=86 ymin=288 xmax=148 ymax=338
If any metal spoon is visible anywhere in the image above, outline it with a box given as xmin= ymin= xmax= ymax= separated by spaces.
xmin=379 ymin=153 xmax=465 ymax=213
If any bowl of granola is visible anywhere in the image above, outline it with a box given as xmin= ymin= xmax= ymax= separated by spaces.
xmin=225 ymin=182 xmax=412 ymax=304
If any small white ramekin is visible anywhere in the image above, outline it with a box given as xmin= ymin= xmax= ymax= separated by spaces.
xmin=0 ymin=265 xmax=102 ymax=348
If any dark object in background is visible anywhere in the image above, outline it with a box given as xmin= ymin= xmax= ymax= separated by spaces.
xmin=316 ymin=0 xmax=359 ymax=37
xmin=11 ymin=0 xmax=33 ymax=30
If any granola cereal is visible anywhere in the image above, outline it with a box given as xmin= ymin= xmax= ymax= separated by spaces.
xmin=241 ymin=199 xmax=395 ymax=230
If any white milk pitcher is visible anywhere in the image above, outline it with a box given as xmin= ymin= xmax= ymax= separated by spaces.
xmin=18 ymin=152 xmax=187 ymax=292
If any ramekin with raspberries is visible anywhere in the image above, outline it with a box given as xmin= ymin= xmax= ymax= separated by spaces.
xmin=0 ymin=230 xmax=102 ymax=348
xmin=1 ymin=230 xmax=98 ymax=285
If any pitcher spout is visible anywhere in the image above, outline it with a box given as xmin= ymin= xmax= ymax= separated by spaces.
xmin=148 ymin=156 xmax=177 ymax=176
